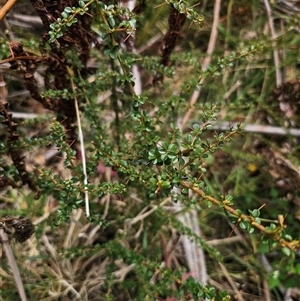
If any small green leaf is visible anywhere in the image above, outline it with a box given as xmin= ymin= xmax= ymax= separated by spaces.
xmin=247 ymin=226 xmax=255 ymax=234
xmin=101 ymin=23 xmax=110 ymax=31
xmin=225 ymin=195 xmax=233 ymax=202
xmin=235 ymin=209 xmax=242 ymax=217
xmin=192 ymin=124 xmax=200 ymax=131
xmin=149 ymin=177 xmax=156 ymax=185
xmin=284 ymin=234 xmax=292 ymax=241
xmin=204 ymin=186 xmax=210 ymax=193
xmin=282 ymin=247 xmax=291 ymax=256
xmin=239 ymin=221 xmax=248 ymax=230
xmin=161 ymin=180 xmax=170 ymax=188
xmin=181 ymin=188 xmax=188 ymax=195
xmin=205 ymin=200 xmax=212 ymax=208
xmin=61 ymin=11 xmax=68 ymax=19
xmin=108 ymin=17 xmax=115 ymax=27
xmin=64 ymin=6 xmax=72 ymax=13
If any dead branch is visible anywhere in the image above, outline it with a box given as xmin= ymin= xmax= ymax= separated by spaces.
xmin=0 ymin=101 xmax=40 ymax=198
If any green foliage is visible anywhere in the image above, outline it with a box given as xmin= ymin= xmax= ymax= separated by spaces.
xmin=1 ymin=0 xmax=300 ymax=300
xmin=49 ymin=1 xmax=90 ymax=42
xmin=0 ymin=37 xmax=9 ymax=60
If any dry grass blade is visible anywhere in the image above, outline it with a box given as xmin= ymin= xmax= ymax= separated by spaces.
xmin=219 ymin=262 xmax=247 ymax=301
xmin=0 ymin=229 xmax=27 ymax=301
xmin=263 ymin=0 xmax=282 ymax=86
xmin=68 ymin=68 xmax=90 ymax=217
xmin=206 ymin=122 xmax=300 ymax=137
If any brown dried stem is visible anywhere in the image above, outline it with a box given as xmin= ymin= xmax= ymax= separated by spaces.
xmin=155 ymin=4 xmax=186 ymax=83
xmin=160 ymin=4 xmax=187 ymax=67
xmin=0 ymin=101 xmax=40 ymax=198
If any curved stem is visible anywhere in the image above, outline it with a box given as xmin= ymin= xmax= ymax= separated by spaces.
xmin=180 ymin=180 xmax=300 ymax=250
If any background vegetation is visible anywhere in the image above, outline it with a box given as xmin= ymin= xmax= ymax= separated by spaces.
xmin=0 ymin=0 xmax=299 ymax=300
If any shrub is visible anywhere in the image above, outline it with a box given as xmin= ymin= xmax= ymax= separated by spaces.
xmin=0 ymin=1 xmax=299 ymax=300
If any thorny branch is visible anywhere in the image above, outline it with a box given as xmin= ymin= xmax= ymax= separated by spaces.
xmin=8 ymin=41 xmax=59 ymax=111
xmin=179 ymin=180 xmax=300 ymax=250
xmin=5 ymin=0 xmax=96 ymax=148
xmin=0 ymin=101 xmax=40 ymax=198
xmin=160 ymin=4 xmax=187 ymax=67
xmin=155 ymin=4 xmax=186 ymax=84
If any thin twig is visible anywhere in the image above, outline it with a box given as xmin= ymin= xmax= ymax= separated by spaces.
xmin=263 ymin=277 xmax=272 ymax=301
xmin=207 ymin=235 xmax=248 ymax=246
xmin=136 ymin=33 xmax=164 ymax=54
xmin=67 ymin=67 xmax=90 ymax=217
xmin=74 ymin=92 xmax=90 ymax=217
xmin=59 ymin=279 xmax=81 ymax=300
xmin=219 ymin=262 xmax=247 ymax=301
xmin=7 ymin=110 xmax=300 ymax=137
xmin=204 ymin=122 xmax=300 ymax=137
xmin=125 ymin=198 xmax=171 ymax=227
xmin=0 ymin=0 xmax=18 ymax=21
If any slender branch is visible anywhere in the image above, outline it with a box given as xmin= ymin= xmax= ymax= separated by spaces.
xmin=0 ymin=0 xmax=18 ymax=21
xmin=219 ymin=262 xmax=247 ymax=301
xmin=179 ymin=181 xmax=300 ymax=250
xmin=0 ymin=55 xmax=42 ymax=64
xmin=67 ymin=68 xmax=90 ymax=217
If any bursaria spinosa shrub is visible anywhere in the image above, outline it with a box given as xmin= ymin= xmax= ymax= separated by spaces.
xmin=0 ymin=1 xmax=299 ymax=300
